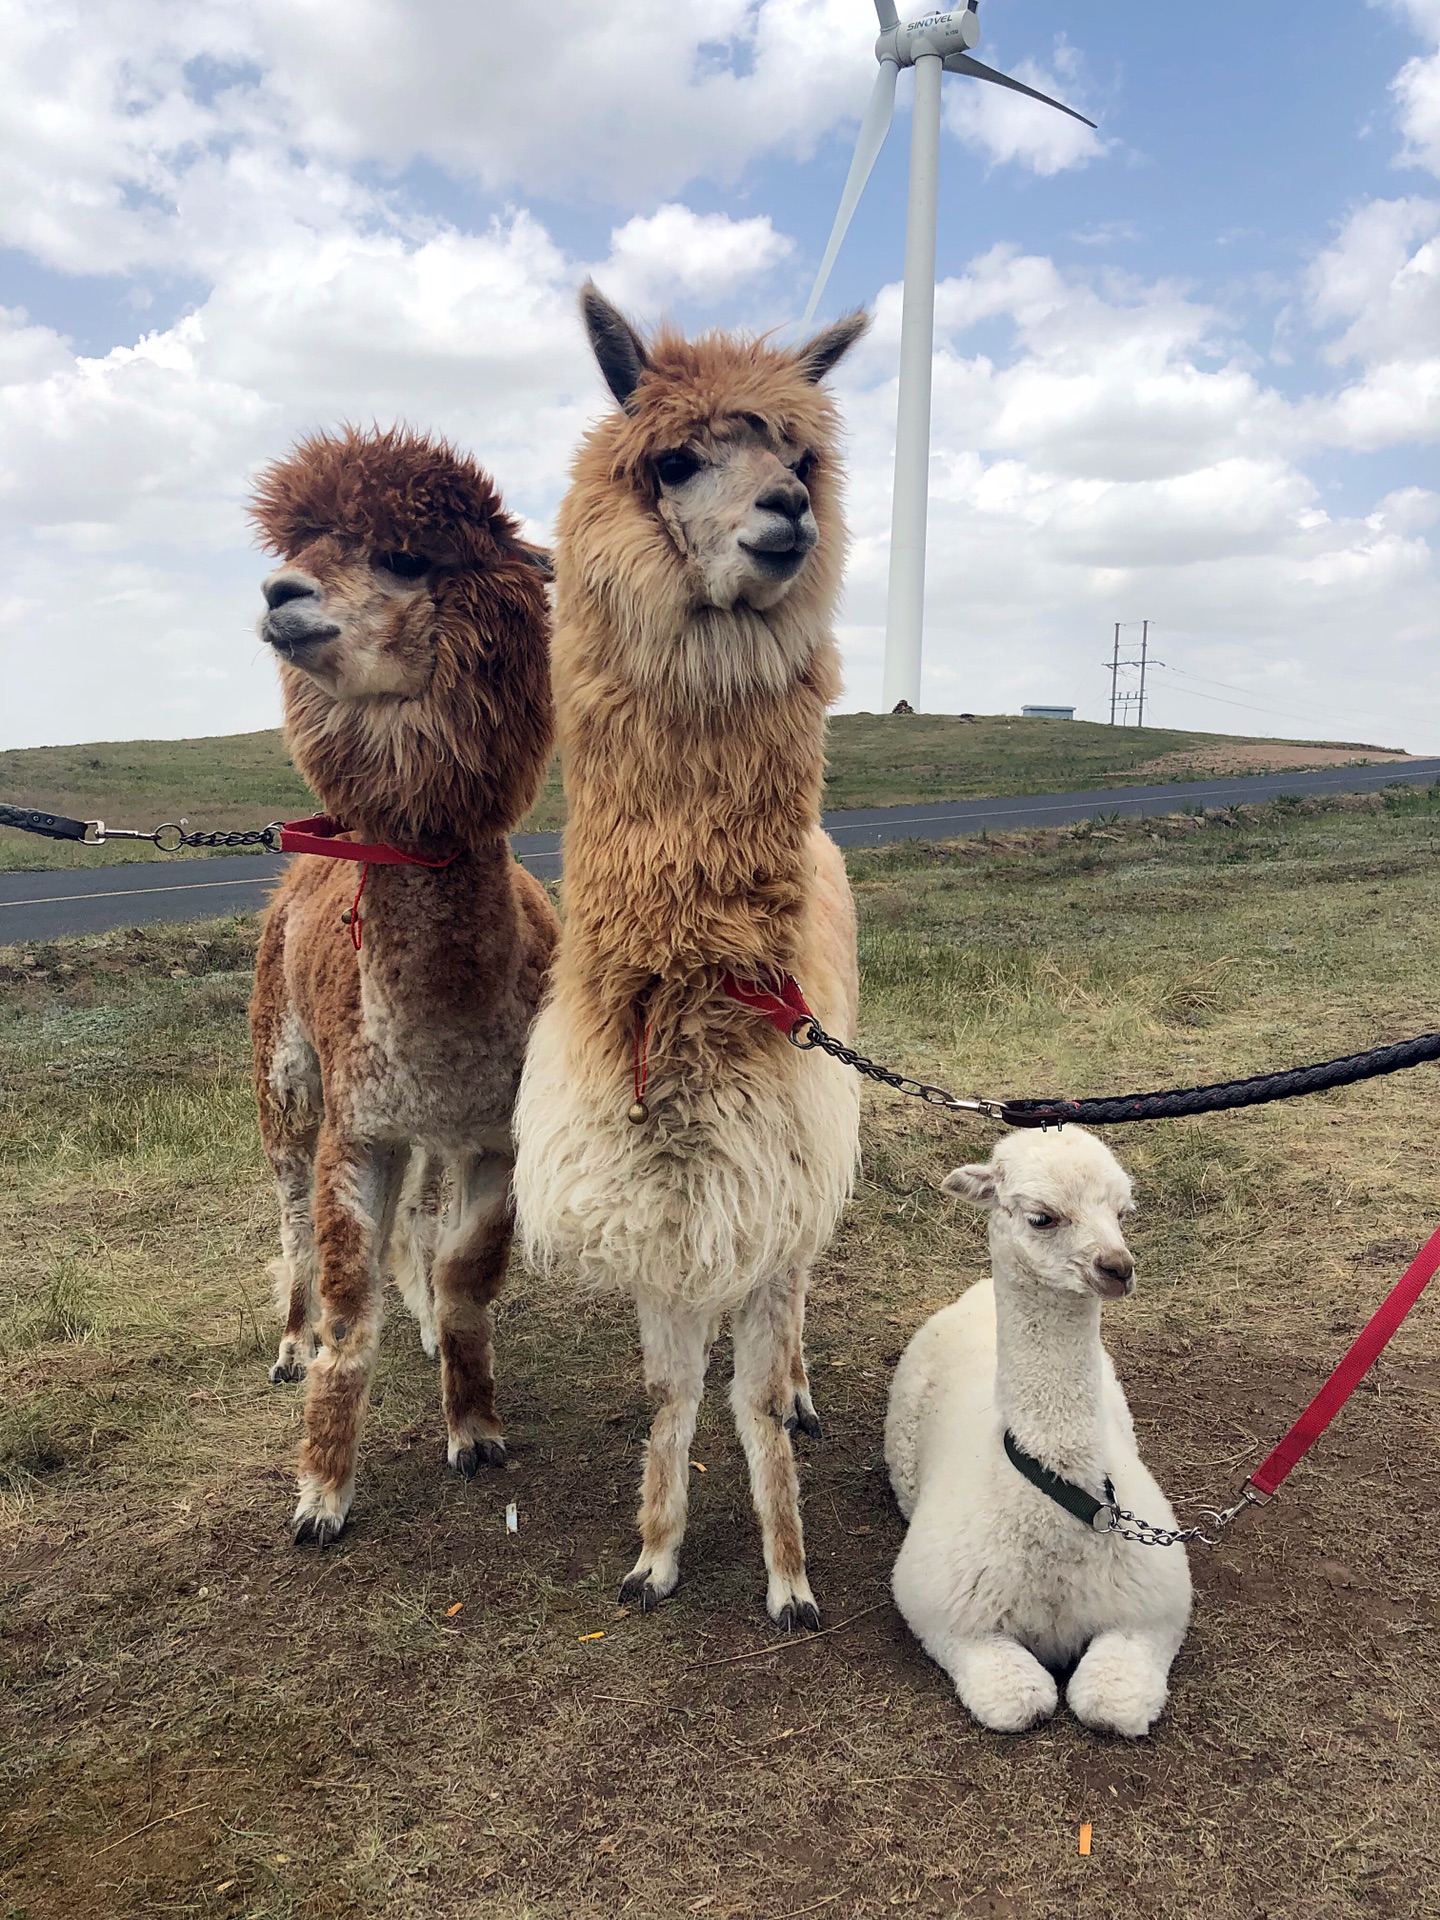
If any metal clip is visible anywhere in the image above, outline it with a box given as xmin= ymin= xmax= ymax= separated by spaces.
xmin=82 ymin=820 xmax=106 ymax=845
xmin=1195 ymin=1483 xmax=1269 ymax=1538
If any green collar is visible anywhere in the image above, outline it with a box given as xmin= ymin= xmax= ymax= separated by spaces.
xmin=1004 ymin=1429 xmax=1116 ymax=1532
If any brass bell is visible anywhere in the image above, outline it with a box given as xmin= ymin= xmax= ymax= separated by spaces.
xmin=627 ymin=1099 xmax=649 ymax=1125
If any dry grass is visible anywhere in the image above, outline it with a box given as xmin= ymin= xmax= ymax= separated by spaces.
xmin=1 ymin=792 xmax=1438 ymax=1920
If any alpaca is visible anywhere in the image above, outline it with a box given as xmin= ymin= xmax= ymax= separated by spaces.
xmin=885 ymin=1128 xmax=1191 ymax=1736
xmin=248 ymin=425 xmax=558 ymax=1545
xmin=512 ymin=287 xmax=868 ymax=1629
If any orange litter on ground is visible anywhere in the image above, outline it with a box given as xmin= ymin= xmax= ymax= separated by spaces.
xmin=1078 ymin=1824 xmax=1093 ymax=1857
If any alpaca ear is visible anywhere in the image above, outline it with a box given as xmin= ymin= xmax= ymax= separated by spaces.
xmin=794 ymin=309 xmax=870 ymax=384
xmin=514 ymin=541 xmax=554 ymax=579
xmin=940 ymin=1163 xmax=998 ymax=1207
xmin=580 ymin=282 xmax=650 ymax=409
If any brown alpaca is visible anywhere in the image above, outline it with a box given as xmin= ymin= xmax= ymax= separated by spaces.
xmin=513 ymin=288 xmax=868 ymax=1628
xmin=248 ymin=426 xmax=557 ymax=1545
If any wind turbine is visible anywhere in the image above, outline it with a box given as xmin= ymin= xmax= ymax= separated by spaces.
xmin=805 ymin=3 xmax=1095 ymax=712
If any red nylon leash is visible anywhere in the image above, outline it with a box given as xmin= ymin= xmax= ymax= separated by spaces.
xmin=277 ymin=815 xmax=459 ymax=950
xmin=1246 ymin=1220 xmax=1440 ymax=1499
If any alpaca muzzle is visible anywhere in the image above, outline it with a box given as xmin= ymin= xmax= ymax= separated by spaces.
xmin=1088 ymin=1252 xmax=1135 ymax=1300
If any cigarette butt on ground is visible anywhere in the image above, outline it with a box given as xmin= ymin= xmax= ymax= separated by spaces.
xmin=578 ymin=1631 xmax=606 ymax=1642
xmin=1078 ymin=1823 xmax=1093 ymax=1857
xmin=445 ymin=1602 xmax=463 ymax=1618
xmin=690 ymin=1461 xmax=707 ymax=1472
xmin=505 ymin=1501 xmax=518 ymax=1534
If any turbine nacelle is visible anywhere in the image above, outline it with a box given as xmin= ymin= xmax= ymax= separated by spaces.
xmin=879 ymin=7 xmax=981 ymax=68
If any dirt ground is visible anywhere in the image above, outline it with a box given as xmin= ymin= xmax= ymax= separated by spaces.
xmin=3 ymin=795 xmax=1439 ymax=1919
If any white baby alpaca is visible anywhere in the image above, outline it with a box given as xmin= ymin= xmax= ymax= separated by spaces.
xmin=885 ymin=1128 xmax=1191 ymax=1737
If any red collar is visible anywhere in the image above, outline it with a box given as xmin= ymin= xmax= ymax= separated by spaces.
xmin=629 ymin=972 xmax=814 ymax=1125
xmin=277 ymin=815 xmax=460 ymax=951
xmin=720 ymin=970 xmax=814 ymax=1040
xmin=277 ymin=814 xmax=460 ymax=869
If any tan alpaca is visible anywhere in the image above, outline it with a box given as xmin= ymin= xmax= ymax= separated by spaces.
xmin=248 ymin=426 xmax=558 ymax=1545
xmin=513 ymin=288 xmax=868 ymax=1628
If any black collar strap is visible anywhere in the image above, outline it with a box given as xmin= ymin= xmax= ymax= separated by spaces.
xmin=1003 ymin=1429 xmax=1115 ymax=1532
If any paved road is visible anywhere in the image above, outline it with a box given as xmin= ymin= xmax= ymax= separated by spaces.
xmin=4 ymin=757 xmax=1437 ymax=945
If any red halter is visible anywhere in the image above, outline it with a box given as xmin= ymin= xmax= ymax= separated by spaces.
xmin=278 ymin=815 xmax=460 ymax=950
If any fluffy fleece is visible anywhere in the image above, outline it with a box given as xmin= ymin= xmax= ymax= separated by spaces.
xmin=885 ymin=1128 xmax=1192 ymax=1736
xmin=248 ymin=425 xmax=557 ymax=1546
xmin=513 ymin=288 xmax=866 ymax=1627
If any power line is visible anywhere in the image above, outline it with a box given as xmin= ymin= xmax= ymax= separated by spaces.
xmin=1146 ymin=663 xmax=1374 ymax=731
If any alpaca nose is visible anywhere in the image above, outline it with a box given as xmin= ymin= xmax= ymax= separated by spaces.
xmin=1095 ymin=1252 xmax=1135 ymax=1290
xmin=263 ymin=570 xmax=321 ymax=610
xmin=755 ymin=476 xmax=810 ymax=524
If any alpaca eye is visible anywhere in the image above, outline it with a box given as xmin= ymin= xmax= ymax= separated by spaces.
xmin=655 ymin=450 xmax=701 ymax=488
xmin=1026 ymin=1212 xmax=1058 ymax=1230
xmin=374 ymin=551 xmax=429 ymax=580
xmin=793 ymin=451 xmax=816 ymax=484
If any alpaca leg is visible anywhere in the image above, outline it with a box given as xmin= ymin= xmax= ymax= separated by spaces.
xmin=731 ymin=1271 xmax=819 ymax=1631
xmin=942 ymin=1633 xmax=1060 ymax=1734
xmin=292 ymin=1131 xmax=408 ymax=1546
xmin=782 ymin=1270 xmax=821 ymax=1439
xmin=1067 ymin=1626 xmax=1181 ymax=1737
xmin=253 ymin=962 xmax=323 ymax=1383
xmin=267 ymin=1143 xmax=319 ymax=1384
xmin=620 ymin=1297 xmax=712 ymax=1611
xmin=390 ymin=1147 xmax=444 ymax=1359
xmin=432 ymin=1149 xmax=514 ymax=1474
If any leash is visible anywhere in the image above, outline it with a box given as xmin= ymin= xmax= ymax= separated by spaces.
xmin=709 ymin=966 xmax=1440 ymax=1129
xmin=0 ymin=802 xmax=457 ymax=952
xmin=1003 ymin=1220 xmax=1440 ymax=1549
xmin=0 ymin=801 xmax=285 ymax=853
xmin=705 ymin=969 xmax=1440 ymax=1549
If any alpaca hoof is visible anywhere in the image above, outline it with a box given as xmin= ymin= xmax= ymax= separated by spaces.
xmin=293 ymin=1512 xmax=345 ymax=1549
xmin=620 ymin=1552 xmax=678 ymax=1612
xmin=269 ymin=1358 xmax=307 ymax=1385
xmin=766 ymin=1574 xmax=820 ymax=1632
xmin=451 ymin=1437 xmax=507 ymax=1476
xmin=618 ymin=1572 xmax=663 ymax=1612
xmin=785 ymin=1399 xmax=823 ymax=1440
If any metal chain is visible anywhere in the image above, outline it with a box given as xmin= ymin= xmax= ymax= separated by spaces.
xmin=791 ymin=1020 xmax=1007 ymax=1118
xmin=85 ymin=820 xmax=285 ymax=853
xmin=1102 ymin=1486 xmax=1264 ymax=1550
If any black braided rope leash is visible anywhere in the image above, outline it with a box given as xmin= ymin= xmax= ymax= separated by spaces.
xmin=794 ymin=1020 xmax=1440 ymax=1127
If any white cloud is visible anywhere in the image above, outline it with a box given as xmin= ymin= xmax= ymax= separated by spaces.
xmin=1386 ymin=0 xmax=1440 ymax=173
xmin=599 ymin=205 xmax=794 ymax=312
xmin=0 ymin=0 xmax=874 ymax=283
xmin=942 ymin=39 xmax=1108 ymax=177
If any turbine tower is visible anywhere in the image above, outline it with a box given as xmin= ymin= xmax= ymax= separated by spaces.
xmin=805 ymin=3 xmax=1095 ymax=711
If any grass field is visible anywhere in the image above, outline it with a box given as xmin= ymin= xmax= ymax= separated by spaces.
xmin=0 ymin=716 xmax=1408 ymax=871
xmin=2 ymin=789 xmax=1438 ymax=1919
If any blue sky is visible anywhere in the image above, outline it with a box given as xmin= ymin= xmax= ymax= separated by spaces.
xmin=4 ymin=0 xmax=1440 ymax=748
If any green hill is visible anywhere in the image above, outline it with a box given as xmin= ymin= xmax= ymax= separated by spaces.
xmin=0 ymin=716 xmax=1408 ymax=871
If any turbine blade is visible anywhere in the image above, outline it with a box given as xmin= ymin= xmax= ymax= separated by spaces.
xmin=943 ymin=52 xmax=1097 ymax=128
xmin=873 ymin=0 xmax=899 ymax=29
xmin=803 ymin=59 xmax=899 ymax=323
